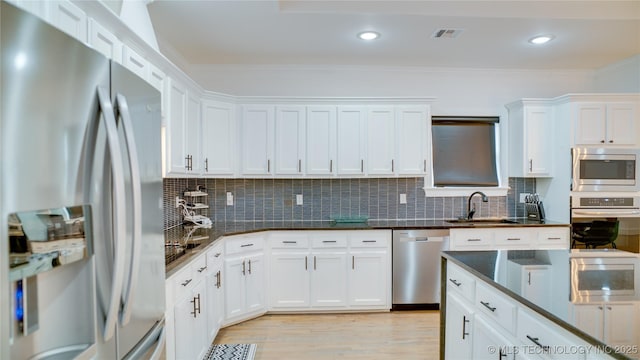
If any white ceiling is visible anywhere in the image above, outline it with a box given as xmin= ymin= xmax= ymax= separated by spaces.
xmin=146 ymin=0 xmax=640 ymax=70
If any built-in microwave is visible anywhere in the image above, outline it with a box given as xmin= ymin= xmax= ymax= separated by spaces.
xmin=572 ymin=147 xmax=640 ymax=192
xmin=570 ymin=252 xmax=640 ymax=303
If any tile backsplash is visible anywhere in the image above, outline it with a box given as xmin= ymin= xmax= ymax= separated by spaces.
xmin=164 ymin=177 xmax=534 ymax=229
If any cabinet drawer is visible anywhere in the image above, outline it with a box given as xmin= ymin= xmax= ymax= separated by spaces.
xmin=310 ymin=232 xmax=347 ymax=248
xmin=494 ymin=229 xmax=532 ymax=248
xmin=206 ymin=242 xmax=224 ymax=269
xmin=446 ymin=262 xmax=476 ymax=302
xmin=225 ymin=234 xmax=265 ymax=255
xmin=190 ymin=253 xmax=209 ymax=282
xmin=450 ymin=229 xmax=493 ymax=250
xmin=349 ymin=230 xmax=390 ymax=248
xmin=536 ymin=227 xmax=570 ymax=249
xmin=270 ymin=232 xmax=309 ymax=249
xmin=518 ymin=308 xmax=586 ymax=360
xmin=475 ymin=282 xmax=517 ymax=334
xmin=172 ymin=265 xmax=195 ymax=302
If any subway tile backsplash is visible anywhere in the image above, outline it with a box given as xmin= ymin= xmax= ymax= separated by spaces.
xmin=164 ymin=177 xmax=535 ymax=229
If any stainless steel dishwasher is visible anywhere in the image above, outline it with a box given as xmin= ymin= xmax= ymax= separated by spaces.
xmin=392 ymin=229 xmax=449 ymax=309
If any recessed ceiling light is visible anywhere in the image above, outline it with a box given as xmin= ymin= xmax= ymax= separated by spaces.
xmin=358 ymin=31 xmax=380 ymax=40
xmin=529 ymin=35 xmax=554 ymax=45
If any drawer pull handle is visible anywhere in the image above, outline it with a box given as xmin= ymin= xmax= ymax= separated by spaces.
xmin=181 ymin=279 xmax=192 ymax=287
xmin=467 ymin=238 xmax=482 ymax=242
xmin=248 ymin=260 xmax=252 ymax=274
xmin=282 ymin=241 xmax=297 ymax=244
xmin=480 ymin=301 xmax=496 ymax=312
xmin=547 ymin=237 xmax=561 ymax=240
xmin=214 ymin=252 xmax=221 ymax=257
xmin=362 ymin=240 xmax=377 ymax=243
xmin=449 ymin=279 xmax=462 ymax=287
xmin=197 ymin=266 xmax=207 ymax=273
xmin=507 ymin=238 xmax=520 ymax=241
xmin=322 ymin=240 xmax=337 ymax=243
xmin=241 ymin=243 xmax=254 ymax=248
xmin=526 ymin=335 xmax=550 ymax=351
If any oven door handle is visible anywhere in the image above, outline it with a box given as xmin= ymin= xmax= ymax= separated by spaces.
xmin=573 ymin=209 xmax=640 ymax=217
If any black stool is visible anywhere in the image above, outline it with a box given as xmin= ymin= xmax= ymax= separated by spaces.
xmin=571 ymin=220 xmax=619 ymax=249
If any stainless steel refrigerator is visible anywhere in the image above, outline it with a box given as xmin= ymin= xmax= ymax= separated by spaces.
xmin=1 ymin=2 xmax=165 ymax=359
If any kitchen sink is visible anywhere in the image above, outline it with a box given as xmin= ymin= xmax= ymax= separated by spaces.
xmin=446 ymin=218 xmax=520 ymax=225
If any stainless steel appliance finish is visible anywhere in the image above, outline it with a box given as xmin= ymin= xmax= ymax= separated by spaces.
xmin=572 ymin=147 xmax=640 ymax=192
xmin=571 ymin=194 xmax=640 ymax=218
xmin=392 ymin=229 xmax=449 ymax=308
xmin=570 ymin=252 xmax=640 ymax=303
xmin=1 ymin=3 xmax=165 ymax=359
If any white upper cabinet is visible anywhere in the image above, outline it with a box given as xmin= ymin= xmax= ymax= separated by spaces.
xmin=305 ymin=106 xmax=337 ymax=176
xmin=49 ymin=1 xmax=87 ymax=43
xmin=337 ymin=107 xmax=366 ymax=175
xmin=202 ymin=100 xmax=236 ymax=176
xmin=396 ymin=106 xmax=430 ymax=175
xmin=122 ymin=45 xmax=148 ymax=81
xmin=241 ymin=105 xmax=274 ymax=176
xmin=166 ymin=78 xmax=188 ymax=175
xmin=367 ymin=106 xmax=396 ymax=175
xmin=573 ymin=102 xmax=638 ymax=146
xmin=275 ymin=106 xmax=306 ymax=175
xmin=185 ymin=93 xmax=202 ymax=174
xmin=507 ymin=100 xmax=554 ymax=177
xmin=88 ymin=18 xmax=122 ymax=62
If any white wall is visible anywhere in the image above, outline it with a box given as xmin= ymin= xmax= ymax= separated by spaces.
xmin=188 ymin=64 xmax=596 ymax=116
xmin=594 ymin=55 xmax=640 ymax=93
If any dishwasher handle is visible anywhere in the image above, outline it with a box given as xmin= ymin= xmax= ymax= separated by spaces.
xmin=401 ymin=236 xmax=444 ymax=243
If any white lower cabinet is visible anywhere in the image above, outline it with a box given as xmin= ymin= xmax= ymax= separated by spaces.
xmin=268 ymin=230 xmax=391 ymax=312
xmin=224 ymin=234 xmax=266 ymax=325
xmin=206 ymin=243 xmax=225 ymax=341
xmin=472 ymin=315 xmax=517 ymax=360
xmin=571 ymin=302 xmax=638 ymax=349
xmin=445 ymin=292 xmax=475 ymax=359
xmin=174 ymin=279 xmax=208 ymax=360
xmin=449 ymin=227 xmax=570 ymax=250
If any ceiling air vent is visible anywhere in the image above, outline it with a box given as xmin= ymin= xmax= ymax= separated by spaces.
xmin=431 ymin=28 xmax=464 ymax=39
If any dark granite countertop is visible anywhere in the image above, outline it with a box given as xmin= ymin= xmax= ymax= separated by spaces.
xmin=165 ymin=218 xmax=569 ymax=276
xmin=442 ymin=250 xmax=636 ymax=360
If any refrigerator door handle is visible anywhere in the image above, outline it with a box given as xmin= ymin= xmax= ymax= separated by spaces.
xmin=115 ymin=93 xmax=143 ymax=326
xmin=97 ymin=86 xmax=128 ymax=342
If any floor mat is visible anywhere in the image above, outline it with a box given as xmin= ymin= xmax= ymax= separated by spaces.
xmin=203 ymin=343 xmax=257 ymax=360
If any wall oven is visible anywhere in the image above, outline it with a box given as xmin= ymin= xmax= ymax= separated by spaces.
xmin=572 ymin=148 xmax=640 ymax=192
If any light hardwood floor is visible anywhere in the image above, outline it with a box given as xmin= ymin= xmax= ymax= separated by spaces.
xmin=214 ymin=311 xmax=440 ymax=360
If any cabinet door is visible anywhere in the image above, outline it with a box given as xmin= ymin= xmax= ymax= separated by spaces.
xmin=245 ymin=253 xmax=266 ymax=314
xmin=275 ymin=106 xmax=305 ymax=175
xmin=367 ymin=107 xmax=396 ymax=175
xmin=572 ymin=304 xmax=604 ymax=341
xmin=122 ymin=45 xmax=147 ymax=81
xmin=606 ymin=103 xmax=636 ymax=145
xmin=472 ymin=315 xmax=515 ymax=360
xmin=604 ymin=303 xmax=637 ymax=347
xmin=574 ymin=103 xmax=607 ymax=145
xmin=205 ymin=267 xmax=223 ymax=342
xmin=525 ymin=106 xmax=553 ymax=176
xmin=167 ymin=78 xmax=188 ymax=174
xmin=348 ymin=251 xmax=388 ymax=307
xmin=185 ymin=93 xmax=202 ymax=174
xmin=444 ymin=292 xmax=474 ymax=360
xmin=192 ymin=280 xmax=209 ymax=360
xmin=306 ymin=106 xmax=336 ymax=175
xmin=521 ymin=266 xmax=551 ymax=310
xmin=49 ymin=0 xmax=87 ymax=43
xmin=310 ymin=252 xmax=348 ymax=308
xmin=241 ymin=105 xmax=274 ymax=175
xmin=336 ymin=107 xmax=366 ymax=175
xmin=396 ymin=106 xmax=429 ymax=175
xmin=174 ymin=294 xmax=197 ymax=360
xmin=224 ymin=257 xmax=246 ymax=320
xmin=202 ymin=101 xmax=236 ymax=175
xmin=270 ymin=252 xmax=310 ymax=308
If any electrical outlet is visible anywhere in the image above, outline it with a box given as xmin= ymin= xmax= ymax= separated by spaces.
xmin=399 ymin=194 xmax=407 ymax=204
xmin=226 ymin=192 xmax=233 ymax=206
xmin=296 ymin=194 xmax=303 ymax=205
xmin=519 ymin=193 xmax=530 ymax=203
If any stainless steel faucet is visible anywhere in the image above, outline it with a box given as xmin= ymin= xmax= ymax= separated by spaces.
xmin=467 ymin=191 xmax=488 ymax=220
